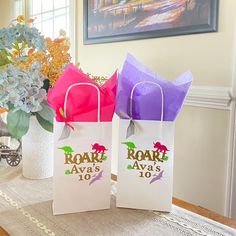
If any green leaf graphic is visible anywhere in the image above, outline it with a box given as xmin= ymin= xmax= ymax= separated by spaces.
xmin=102 ymin=155 xmax=107 ymax=161
xmin=127 ymin=164 xmax=133 ymax=170
xmin=163 ymin=156 xmax=169 ymax=161
xmin=65 ymin=169 xmax=71 ymax=175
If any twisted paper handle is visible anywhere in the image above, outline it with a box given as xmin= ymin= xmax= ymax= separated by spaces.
xmin=126 ymin=81 xmax=164 ymax=138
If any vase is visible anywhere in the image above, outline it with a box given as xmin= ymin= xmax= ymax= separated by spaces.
xmin=22 ymin=116 xmax=53 ymax=179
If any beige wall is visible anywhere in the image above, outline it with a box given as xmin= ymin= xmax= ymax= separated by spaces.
xmin=174 ymin=106 xmax=230 ymax=214
xmin=0 ymin=0 xmax=14 ymax=28
xmin=78 ymin=1 xmax=235 ymax=87
xmin=77 ymin=0 xmax=236 ymax=215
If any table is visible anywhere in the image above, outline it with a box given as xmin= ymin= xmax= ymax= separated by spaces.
xmin=111 ymin=174 xmax=236 ymax=229
xmin=0 ymin=164 xmax=236 ymax=236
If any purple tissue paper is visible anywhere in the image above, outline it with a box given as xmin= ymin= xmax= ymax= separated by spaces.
xmin=115 ymin=54 xmax=193 ymax=121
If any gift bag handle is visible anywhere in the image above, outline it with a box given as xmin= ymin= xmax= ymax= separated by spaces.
xmin=64 ymin=83 xmax=101 ymax=122
xmin=130 ymin=81 xmax=164 ymax=121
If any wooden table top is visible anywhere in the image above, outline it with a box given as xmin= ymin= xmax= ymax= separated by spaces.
xmin=172 ymin=197 xmax=236 ymax=229
xmin=0 ymin=227 xmax=10 ymax=236
xmin=112 ymin=174 xmax=236 ymax=229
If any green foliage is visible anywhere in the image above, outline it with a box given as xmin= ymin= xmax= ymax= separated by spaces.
xmin=7 ymin=110 xmax=30 ymax=139
xmin=0 ymin=50 xmax=10 ymax=66
xmin=4 ymin=100 xmax=54 ymax=138
xmin=36 ymin=100 xmax=55 ymax=123
xmin=35 ymin=101 xmax=55 ymax=132
xmin=102 ymin=155 xmax=107 ymax=161
xmin=42 ymin=79 xmax=50 ymax=93
xmin=36 ymin=114 xmax=53 ymax=132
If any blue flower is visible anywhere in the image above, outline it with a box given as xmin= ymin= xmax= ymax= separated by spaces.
xmin=0 ymin=63 xmax=47 ymax=113
xmin=0 ymin=21 xmax=46 ymax=54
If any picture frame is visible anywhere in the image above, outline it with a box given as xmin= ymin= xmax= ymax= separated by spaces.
xmin=83 ymin=0 xmax=219 ymax=45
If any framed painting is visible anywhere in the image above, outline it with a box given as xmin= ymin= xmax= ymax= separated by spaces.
xmin=83 ymin=0 xmax=219 ymax=44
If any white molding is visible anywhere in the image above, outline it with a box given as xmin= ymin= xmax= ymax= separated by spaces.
xmin=21 ymin=0 xmax=77 ymax=63
xmin=183 ymin=85 xmax=233 ymax=217
xmin=185 ymin=86 xmax=232 ymax=110
xmin=226 ymin=99 xmax=236 ymax=218
xmin=226 ymin=23 xmax=236 ymax=219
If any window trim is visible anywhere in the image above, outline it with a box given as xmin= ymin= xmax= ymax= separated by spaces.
xmin=15 ymin=0 xmax=77 ymax=63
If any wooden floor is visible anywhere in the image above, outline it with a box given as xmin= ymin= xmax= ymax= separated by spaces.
xmin=111 ymin=174 xmax=236 ymax=229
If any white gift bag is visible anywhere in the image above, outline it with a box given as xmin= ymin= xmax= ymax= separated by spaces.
xmin=53 ymin=83 xmax=112 ymax=215
xmin=117 ymin=81 xmax=175 ymax=212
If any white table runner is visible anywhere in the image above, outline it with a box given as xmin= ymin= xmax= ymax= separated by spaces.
xmin=0 ymin=164 xmax=235 ymax=236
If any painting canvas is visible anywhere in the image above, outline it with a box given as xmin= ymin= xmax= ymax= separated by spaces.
xmin=83 ymin=0 xmax=218 ymax=44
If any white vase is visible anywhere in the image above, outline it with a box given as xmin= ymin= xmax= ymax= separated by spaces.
xmin=22 ymin=116 xmax=53 ymax=179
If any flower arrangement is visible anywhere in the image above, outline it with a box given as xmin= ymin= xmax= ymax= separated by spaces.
xmin=0 ymin=16 xmax=71 ymax=139
xmin=13 ymin=28 xmax=71 ymax=87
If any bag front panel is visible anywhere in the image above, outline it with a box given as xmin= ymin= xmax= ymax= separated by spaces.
xmin=117 ymin=119 xmax=174 ymax=211
xmin=53 ymin=121 xmax=112 ymax=215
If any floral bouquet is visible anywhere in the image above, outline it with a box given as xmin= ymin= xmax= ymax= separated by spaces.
xmin=0 ymin=16 xmax=71 ymax=139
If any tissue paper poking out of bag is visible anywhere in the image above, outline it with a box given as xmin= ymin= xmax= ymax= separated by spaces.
xmin=47 ymin=64 xmax=118 ymax=122
xmin=116 ymin=54 xmax=193 ymax=121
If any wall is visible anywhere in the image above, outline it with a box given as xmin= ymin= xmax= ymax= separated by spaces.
xmin=174 ymin=106 xmax=230 ymax=214
xmin=77 ymin=0 xmax=236 ymax=216
xmin=0 ymin=0 xmax=14 ymax=28
xmin=78 ymin=1 xmax=235 ymax=88
xmin=230 ymin=27 xmax=236 ymax=219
